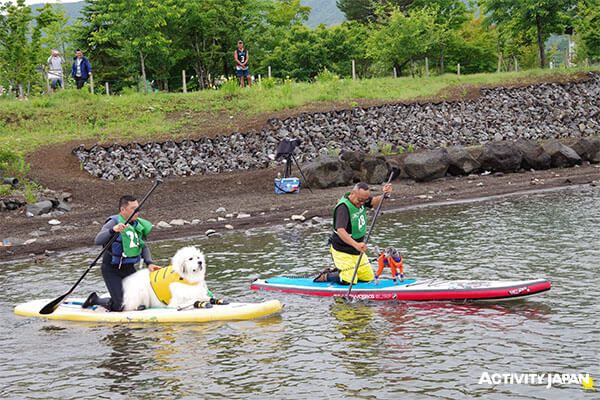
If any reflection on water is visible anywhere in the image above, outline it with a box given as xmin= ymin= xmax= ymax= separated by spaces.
xmin=1 ymin=187 xmax=599 ymax=399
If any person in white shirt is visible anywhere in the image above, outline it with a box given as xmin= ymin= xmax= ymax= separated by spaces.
xmin=47 ymin=49 xmax=65 ymax=91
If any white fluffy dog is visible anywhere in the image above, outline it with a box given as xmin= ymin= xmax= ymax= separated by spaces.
xmin=122 ymin=246 xmax=211 ymax=311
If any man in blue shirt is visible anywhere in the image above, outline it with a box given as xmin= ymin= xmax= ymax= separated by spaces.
xmin=71 ymin=49 xmax=92 ymax=90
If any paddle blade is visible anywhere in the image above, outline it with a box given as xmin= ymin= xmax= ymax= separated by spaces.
xmin=39 ymin=293 xmax=68 ymax=314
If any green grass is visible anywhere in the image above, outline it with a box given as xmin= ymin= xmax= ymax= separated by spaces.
xmin=1 ymin=66 xmax=598 ymax=155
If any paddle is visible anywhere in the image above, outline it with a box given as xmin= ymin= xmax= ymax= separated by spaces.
xmin=346 ymin=169 xmax=398 ymax=298
xmin=39 ymin=179 xmax=162 ymax=315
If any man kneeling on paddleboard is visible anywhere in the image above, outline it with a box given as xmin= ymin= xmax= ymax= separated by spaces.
xmin=315 ymin=182 xmax=393 ymax=284
xmin=83 ymin=195 xmax=161 ymax=311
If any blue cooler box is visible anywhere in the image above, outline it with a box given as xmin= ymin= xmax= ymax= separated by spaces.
xmin=274 ymin=177 xmax=300 ymax=194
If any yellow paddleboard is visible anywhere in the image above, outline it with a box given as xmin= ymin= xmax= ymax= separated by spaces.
xmin=15 ymin=298 xmax=283 ymax=323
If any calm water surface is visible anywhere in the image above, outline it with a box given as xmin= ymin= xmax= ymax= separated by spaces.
xmin=1 ymin=187 xmax=599 ymax=399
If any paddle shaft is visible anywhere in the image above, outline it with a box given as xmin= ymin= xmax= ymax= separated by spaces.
xmin=346 ymin=172 xmax=394 ymax=297
xmin=39 ymin=179 xmax=162 ymax=314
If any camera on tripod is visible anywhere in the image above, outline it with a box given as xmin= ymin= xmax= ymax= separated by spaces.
xmin=273 ymin=138 xmax=311 ymax=194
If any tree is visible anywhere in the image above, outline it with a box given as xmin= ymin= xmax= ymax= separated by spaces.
xmin=337 ymin=0 xmax=414 ymax=23
xmin=481 ymin=0 xmax=577 ymax=68
xmin=90 ymin=0 xmax=180 ymax=93
xmin=367 ymin=7 xmax=448 ymax=76
xmin=0 ymin=0 xmax=58 ymax=96
xmin=574 ymin=0 xmax=600 ymax=63
xmin=39 ymin=4 xmax=71 ymax=59
xmin=445 ymin=17 xmax=498 ymax=74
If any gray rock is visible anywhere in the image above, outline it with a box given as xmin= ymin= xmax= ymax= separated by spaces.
xmin=340 ymin=150 xmax=365 ymax=171
xmin=360 ymin=156 xmax=390 ymax=184
xmin=237 ymin=213 xmax=251 ymax=219
xmin=403 ymin=149 xmax=450 ymax=182
xmin=169 ymin=219 xmax=185 ymax=226
xmin=514 ymin=139 xmax=552 ymax=171
xmin=215 ymin=207 xmax=227 ymax=213
xmin=303 ymin=156 xmax=354 ymax=189
xmin=311 ymin=216 xmax=326 ymax=225
xmin=479 ymin=142 xmax=522 ymax=172
xmin=157 ymin=221 xmax=172 ymax=229
xmin=26 ymin=200 xmax=53 ymax=216
xmin=542 ymin=140 xmax=582 ymax=168
xmin=56 ymin=201 xmax=71 ymax=212
xmin=569 ymin=137 xmax=600 ymax=163
xmin=446 ymin=145 xmax=480 ymax=175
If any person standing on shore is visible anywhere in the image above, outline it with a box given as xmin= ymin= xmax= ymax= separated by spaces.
xmin=47 ymin=49 xmax=65 ymax=92
xmin=71 ymin=49 xmax=92 ymax=90
xmin=234 ymin=40 xmax=251 ymax=87
xmin=318 ymin=182 xmax=393 ymax=284
xmin=83 ymin=195 xmax=161 ymax=311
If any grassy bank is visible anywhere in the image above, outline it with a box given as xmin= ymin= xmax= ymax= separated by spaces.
xmin=1 ymin=67 xmax=598 ymax=155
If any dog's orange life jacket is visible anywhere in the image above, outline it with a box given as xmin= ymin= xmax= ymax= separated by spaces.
xmin=376 ymin=254 xmax=404 ymax=279
xmin=150 ymin=265 xmax=198 ymax=305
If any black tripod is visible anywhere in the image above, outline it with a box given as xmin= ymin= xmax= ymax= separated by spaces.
xmin=275 ymin=138 xmax=313 ymax=193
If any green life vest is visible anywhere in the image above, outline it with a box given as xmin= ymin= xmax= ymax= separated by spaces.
xmin=333 ymin=193 xmax=368 ymax=240
xmin=118 ymin=215 xmax=153 ymax=258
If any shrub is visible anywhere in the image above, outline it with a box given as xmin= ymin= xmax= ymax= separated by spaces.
xmin=0 ymin=148 xmax=28 ymax=178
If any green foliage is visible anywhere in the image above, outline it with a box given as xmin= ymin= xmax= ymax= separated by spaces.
xmin=574 ymin=0 xmax=600 ymax=63
xmin=379 ymin=142 xmax=399 ymax=155
xmin=220 ymin=78 xmax=240 ymax=97
xmin=367 ymin=7 xmax=440 ymax=75
xmin=327 ymin=147 xmax=341 ymax=157
xmin=23 ymin=181 xmax=38 ymax=203
xmin=445 ymin=18 xmax=498 ymax=74
xmin=260 ymin=77 xmax=276 ymax=88
xmin=0 ymin=147 xmax=28 ymax=178
xmin=255 ymin=21 xmax=370 ymax=80
xmin=480 ymin=0 xmax=578 ymax=68
xmin=407 ymin=143 xmax=415 ymax=153
xmin=0 ymin=185 xmax=11 ymax=196
xmin=315 ymin=67 xmax=340 ymax=83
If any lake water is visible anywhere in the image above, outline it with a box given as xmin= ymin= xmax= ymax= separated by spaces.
xmin=1 ymin=187 xmax=598 ymax=399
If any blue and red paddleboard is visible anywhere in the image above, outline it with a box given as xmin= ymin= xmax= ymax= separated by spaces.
xmin=251 ymin=277 xmax=551 ymax=302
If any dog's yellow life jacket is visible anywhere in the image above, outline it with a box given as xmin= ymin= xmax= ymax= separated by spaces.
xmin=150 ymin=265 xmax=197 ymax=305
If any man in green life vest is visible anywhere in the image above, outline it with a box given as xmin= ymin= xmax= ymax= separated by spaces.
xmin=83 ymin=195 xmax=161 ymax=311
xmin=323 ymin=182 xmax=393 ymax=284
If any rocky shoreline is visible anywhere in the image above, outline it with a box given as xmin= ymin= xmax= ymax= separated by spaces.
xmin=2 ymin=162 xmax=599 ymax=262
xmin=74 ymin=72 xmax=600 ymax=181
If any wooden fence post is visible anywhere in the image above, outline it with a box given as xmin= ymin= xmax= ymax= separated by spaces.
xmin=105 ymin=82 xmax=110 ymax=96
xmin=457 ymin=63 xmax=461 ymax=76
xmin=268 ymin=66 xmax=272 ymax=79
xmin=352 ymin=59 xmax=356 ymax=80
xmin=425 ymin=57 xmax=429 ymax=78
xmin=393 ymin=67 xmax=397 ymax=78
xmin=90 ymin=74 xmax=94 ymax=94
xmin=182 ymin=70 xmax=187 ymax=93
